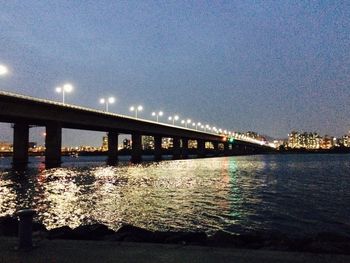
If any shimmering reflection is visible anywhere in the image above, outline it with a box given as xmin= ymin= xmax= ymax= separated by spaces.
xmin=1 ymin=154 xmax=350 ymax=236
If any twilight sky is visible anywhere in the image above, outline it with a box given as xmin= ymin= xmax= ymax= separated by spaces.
xmin=0 ymin=1 xmax=349 ymax=146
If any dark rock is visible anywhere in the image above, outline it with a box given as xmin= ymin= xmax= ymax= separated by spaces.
xmin=48 ymin=226 xmax=74 ymax=239
xmin=111 ymin=225 xmax=207 ymax=245
xmin=72 ymin=224 xmax=115 ymax=240
xmin=33 ymin=221 xmax=47 ymax=232
xmin=111 ymin=225 xmax=154 ymax=242
xmin=0 ymin=216 xmax=18 ymax=236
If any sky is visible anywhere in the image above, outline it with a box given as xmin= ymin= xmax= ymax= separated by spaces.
xmin=0 ymin=1 xmax=349 ymax=146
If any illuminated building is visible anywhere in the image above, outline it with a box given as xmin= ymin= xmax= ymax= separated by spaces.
xmin=0 ymin=141 xmax=12 ymax=152
xmin=102 ymin=136 xmax=108 ymax=151
xmin=123 ymin=139 xmax=131 ymax=149
xmin=162 ymin=138 xmax=172 ymax=149
xmin=188 ymin=140 xmax=197 ymax=149
xmin=142 ymin=136 xmax=154 ymax=150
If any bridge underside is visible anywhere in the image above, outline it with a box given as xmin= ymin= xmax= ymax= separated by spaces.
xmin=0 ymin=92 xmax=274 ymax=169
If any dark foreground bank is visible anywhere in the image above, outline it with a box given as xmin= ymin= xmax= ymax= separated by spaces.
xmin=1 ymin=237 xmax=350 ymax=263
xmin=1 ymin=215 xmax=350 ymax=256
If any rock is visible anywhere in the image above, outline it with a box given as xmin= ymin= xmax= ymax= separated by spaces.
xmin=111 ymin=225 xmax=154 ymax=242
xmin=0 ymin=216 xmax=18 ymax=236
xmin=33 ymin=221 xmax=47 ymax=232
xmin=72 ymin=224 xmax=115 ymax=240
xmin=48 ymin=226 xmax=74 ymax=239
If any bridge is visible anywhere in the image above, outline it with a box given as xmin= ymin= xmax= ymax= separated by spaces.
xmin=0 ymin=91 xmax=274 ymax=168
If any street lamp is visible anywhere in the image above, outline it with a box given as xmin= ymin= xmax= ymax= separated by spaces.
xmin=192 ymin=122 xmax=201 ymax=130
xmin=0 ymin=64 xmax=8 ymax=76
xmin=55 ymin=83 xmax=73 ymax=104
xmin=100 ymin=97 xmax=115 ymax=112
xmin=130 ymin=105 xmax=143 ymax=118
xmin=181 ymin=119 xmax=191 ymax=128
xmin=151 ymin=111 xmax=163 ymax=122
xmin=168 ymin=115 xmax=179 ymax=125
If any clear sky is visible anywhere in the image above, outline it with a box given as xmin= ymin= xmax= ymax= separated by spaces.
xmin=0 ymin=1 xmax=349 ymax=146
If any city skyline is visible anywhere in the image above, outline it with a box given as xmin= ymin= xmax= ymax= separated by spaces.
xmin=1 ymin=1 xmax=349 ymax=146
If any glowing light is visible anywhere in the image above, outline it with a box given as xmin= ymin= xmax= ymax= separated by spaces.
xmin=63 ymin=83 xmax=73 ymax=92
xmin=100 ymin=97 xmax=115 ymax=112
xmin=130 ymin=105 xmax=143 ymax=118
xmin=55 ymin=83 xmax=74 ymax=103
xmin=152 ymin=111 xmax=163 ymax=122
xmin=0 ymin=64 xmax=8 ymax=76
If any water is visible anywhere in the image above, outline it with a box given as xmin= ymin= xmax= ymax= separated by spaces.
xmin=1 ymin=154 xmax=350 ymax=237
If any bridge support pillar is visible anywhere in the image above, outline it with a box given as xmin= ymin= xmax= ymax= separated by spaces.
xmin=107 ymin=131 xmax=118 ymax=165
xmin=224 ymin=142 xmax=230 ymax=156
xmin=45 ymin=122 xmax=62 ymax=168
xmin=12 ymin=122 xmax=29 ymax=169
xmin=212 ymin=141 xmax=219 ymax=156
xmin=172 ymin=137 xmax=181 ymax=159
xmin=131 ymin=132 xmax=142 ymax=163
xmin=154 ymin=136 xmax=162 ymax=161
xmin=181 ymin=138 xmax=189 ymax=159
xmin=197 ymin=139 xmax=205 ymax=158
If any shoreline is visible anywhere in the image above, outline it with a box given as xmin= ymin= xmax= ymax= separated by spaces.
xmin=1 ymin=216 xmax=350 ymax=256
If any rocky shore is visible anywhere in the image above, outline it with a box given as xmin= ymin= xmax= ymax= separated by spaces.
xmin=1 ymin=215 xmax=350 ymax=255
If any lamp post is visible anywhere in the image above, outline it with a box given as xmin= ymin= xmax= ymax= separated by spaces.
xmin=100 ymin=97 xmax=115 ymax=112
xmin=0 ymin=64 xmax=8 ymax=76
xmin=55 ymin=83 xmax=73 ymax=104
xmin=151 ymin=111 xmax=163 ymax=122
xmin=181 ymin=119 xmax=191 ymax=128
xmin=193 ymin=122 xmax=201 ymax=130
xmin=168 ymin=115 xmax=179 ymax=125
xmin=130 ymin=105 xmax=143 ymax=118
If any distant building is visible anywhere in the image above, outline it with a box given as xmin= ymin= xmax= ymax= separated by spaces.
xmin=188 ymin=139 xmax=197 ymax=149
xmin=142 ymin=136 xmax=154 ymax=150
xmin=162 ymin=138 xmax=172 ymax=149
xmin=286 ymin=131 xmax=348 ymax=149
xmin=340 ymin=135 xmax=349 ymax=147
xmin=0 ymin=141 xmax=12 ymax=152
xmin=123 ymin=139 xmax=131 ymax=149
xmin=102 ymin=136 xmax=108 ymax=151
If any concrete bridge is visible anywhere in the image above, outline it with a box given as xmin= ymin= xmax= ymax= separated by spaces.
xmin=0 ymin=91 xmax=273 ymax=168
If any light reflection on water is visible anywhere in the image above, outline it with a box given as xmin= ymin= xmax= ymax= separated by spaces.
xmin=1 ymin=154 xmax=350 ymax=236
